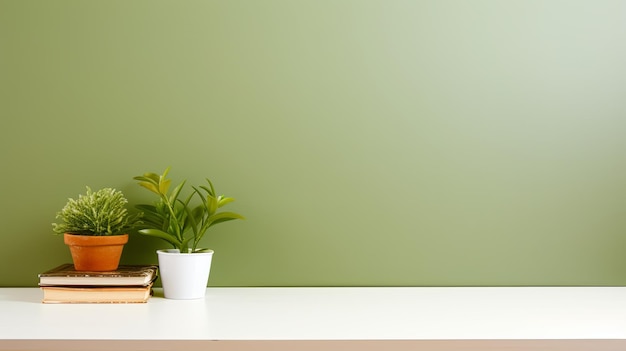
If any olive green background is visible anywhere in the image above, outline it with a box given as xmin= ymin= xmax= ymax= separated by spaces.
xmin=1 ymin=0 xmax=625 ymax=287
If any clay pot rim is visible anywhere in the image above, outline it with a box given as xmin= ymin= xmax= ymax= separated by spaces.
xmin=64 ymin=233 xmax=129 ymax=246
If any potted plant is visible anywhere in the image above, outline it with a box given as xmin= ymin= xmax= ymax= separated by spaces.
xmin=52 ymin=187 xmax=142 ymax=271
xmin=133 ymin=167 xmax=244 ymax=299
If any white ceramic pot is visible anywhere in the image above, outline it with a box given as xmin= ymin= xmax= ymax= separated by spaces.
xmin=156 ymin=249 xmax=214 ymax=300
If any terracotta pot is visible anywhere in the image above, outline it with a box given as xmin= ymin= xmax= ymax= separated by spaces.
xmin=64 ymin=233 xmax=129 ymax=271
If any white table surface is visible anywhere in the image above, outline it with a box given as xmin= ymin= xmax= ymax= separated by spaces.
xmin=1 ymin=286 xmax=626 ymax=341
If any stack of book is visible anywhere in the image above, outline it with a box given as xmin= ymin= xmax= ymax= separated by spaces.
xmin=38 ymin=263 xmax=158 ymax=304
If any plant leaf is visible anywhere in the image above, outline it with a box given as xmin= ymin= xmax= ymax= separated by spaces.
xmin=134 ymin=205 xmax=162 ymax=223
xmin=207 ymin=211 xmax=245 ymax=227
xmin=169 ymin=180 xmax=186 ymax=204
xmin=207 ymin=194 xmax=218 ymax=216
xmin=138 ymin=228 xmax=181 ymax=247
xmin=135 ymin=204 xmax=158 ymax=213
xmin=158 ymin=178 xmax=171 ymax=195
xmin=205 ymin=179 xmax=216 ymax=197
xmin=217 ymin=196 xmax=235 ymax=208
xmin=134 ymin=172 xmax=160 ymax=184
xmin=181 ymin=237 xmax=193 ymax=253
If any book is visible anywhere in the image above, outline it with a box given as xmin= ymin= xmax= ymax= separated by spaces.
xmin=41 ymin=283 xmax=153 ymax=304
xmin=38 ymin=264 xmax=158 ymax=287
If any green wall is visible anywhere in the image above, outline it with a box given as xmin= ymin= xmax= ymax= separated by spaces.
xmin=1 ymin=0 xmax=625 ymax=287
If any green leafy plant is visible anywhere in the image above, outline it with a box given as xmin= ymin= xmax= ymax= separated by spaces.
xmin=133 ymin=167 xmax=244 ymax=253
xmin=52 ymin=187 xmax=142 ymax=236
